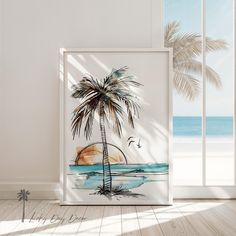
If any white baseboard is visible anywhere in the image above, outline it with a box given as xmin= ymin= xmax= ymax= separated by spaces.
xmin=0 ymin=182 xmax=59 ymax=200
xmin=1 ymin=182 xmax=236 ymax=200
xmin=174 ymin=186 xmax=236 ymax=199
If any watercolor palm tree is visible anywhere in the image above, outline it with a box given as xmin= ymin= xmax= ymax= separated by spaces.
xmin=165 ymin=21 xmax=227 ymax=100
xmin=71 ymin=66 xmax=142 ymax=194
xmin=17 ymin=189 xmax=30 ymax=222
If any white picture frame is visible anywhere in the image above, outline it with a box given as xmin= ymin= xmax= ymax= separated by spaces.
xmin=60 ymin=48 xmax=173 ymax=205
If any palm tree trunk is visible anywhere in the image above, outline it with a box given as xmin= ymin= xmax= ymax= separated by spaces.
xmin=99 ymin=105 xmax=112 ymax=193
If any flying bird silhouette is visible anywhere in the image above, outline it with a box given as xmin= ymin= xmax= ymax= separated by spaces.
xmin=128 ymin=140 xmax=135 ymax=147
xmin=137 ymin=139 xmax=142 ymax=148
xmin=127 ymin=136 xmax=134 ymax=141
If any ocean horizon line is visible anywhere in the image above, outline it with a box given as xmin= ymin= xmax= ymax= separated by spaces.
xmin=173 ymin=116 xmax=233 ymax=137
xmin=173 ymin=115 xmax=233 ymax=118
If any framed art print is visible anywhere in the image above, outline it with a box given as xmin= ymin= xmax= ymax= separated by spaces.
xmin=60 ymin=48 xmax=173 ymax=205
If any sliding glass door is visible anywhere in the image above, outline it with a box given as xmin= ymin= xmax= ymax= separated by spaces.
xmin=164 ymin=0 xmax=235 ymax=188
xmin=205 ymin=0 xmax=234 ymax=186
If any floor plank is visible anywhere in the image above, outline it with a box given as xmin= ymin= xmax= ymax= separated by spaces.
xmin=223 ymin=199 xmax=236 ymax=213
xmin=76 ymin=206 xmax=104 ymax=236
xmin=100 ymin=206 xmax=122 ymax=236
xmin=32 ymin=201 xmax=68 ymax=235
xmin=152 ymin=204 xmax=198 ymax=236
xmin=136 ymin=206 xmax=163 ymax=236
xmin=0 ymin=200 xmax=236 ymax=236
xmin=1 ymin=200 xmax=42 ymax=235
xmin=7 ymin=200 xmax=49 ymax=236
xmin=121 ymin=206 xmax=141 ymax=236
xmin=52 ymin=205 xmax=87 ymax=235
xmin=177 ymin=201 xmax=219 ymax=236
xmin=191 ymin=201 xmax=236 ymax=236
xmin=0 ymin=200 xmax=21 ymax=223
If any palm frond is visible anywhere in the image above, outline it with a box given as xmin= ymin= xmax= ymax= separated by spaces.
xmin=113 ymin=114 xmax=123 ymax=137
xmin=123 ymin=98 xmax=140 ymax=127
xmin=71 ymin=77 xmax=102 ymax=139
xmin=104 ymin=67 xmax=142 ymax=90
xmin=72 ymin=96 xmax=100 ymax=139
xmin=165 ymin=21 xmax=228 ymax=60
xmin=111 ymin=66 xmax=129 ymax=79
xmin=17 ymin=196 xmax=23 ymax=201
xmin=72 ymin=66 xmax=142 ymax=139
xmin=105 ymin=99 xmax=124 ymax=117
xmin=205 ymin=65 xmax=222 ymax=88
xmin=174 ymin=36 xmax=227 ymax=62
xmin=164 ymin=21 xmax=180 ymax=46
xmin=205 ymin=37 xmax=228 ymax=52
xmin=175 ymin=59 xmax=222 ymax=88
xmin=118 ymin=76 xmax=142 ymax=87
xmin=105 ymin=77 xmax=141 ymax=130
xmin=71 ymin=74 xmax=102 ymax=99
xmin=174 ymin=71 xmax=200 ymax=100
xmin=173 ymin=34 xmax=201 ymax=61
xmin=17 ymin=189 xmax=30 ymax=201
xmin=126 ymin=103 xmax=135 ymax=128
xmin=164 ymin=21 xmax=227 ymax=100
xmin=71 ymin=114 xmax=83 ymax=139
xmin=106 ymin=84 xmax=140 ymax=119
xmin=84 ymin=109 xmax=95 ymax=140
xmin=104 ymin=99 xmax=125 ymax=137
xmin=103 ymin=66 xmax=128 ymax=85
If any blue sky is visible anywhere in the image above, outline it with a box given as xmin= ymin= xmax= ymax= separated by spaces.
xmin=164 ymin=0 xmax=234 ymax=116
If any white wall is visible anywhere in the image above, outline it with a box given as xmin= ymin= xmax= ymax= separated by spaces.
xmin=0 ymin=0 xmax=163 ymax=197
xmin=0 ymin=0 xmax=3 ymax=163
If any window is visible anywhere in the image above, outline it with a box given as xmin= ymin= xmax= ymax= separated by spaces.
xmin=164 ymin=0 xmax=235 ymax=186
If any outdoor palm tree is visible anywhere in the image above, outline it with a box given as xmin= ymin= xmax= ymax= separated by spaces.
xmin=17 ymin=189 xmax=30 ymax=222
xmin=165 ymin=21 xmax=227 ymax=100
xmin=71 ymin=67 xmax=141 ymax=194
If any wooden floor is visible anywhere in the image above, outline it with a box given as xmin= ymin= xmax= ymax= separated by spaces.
xmin=0 ymin=200 xmax=236 ymax=235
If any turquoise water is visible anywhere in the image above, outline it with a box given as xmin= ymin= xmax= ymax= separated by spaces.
xmin=80 ymin=175 xmax=148 ymax=189
xmin=70 ymin=163 xmax=169 ymax=174
xmin=69 ymin=163 xmax=169 ymax=190
xmin=174 ymin=116 xmax=233 ymax=137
